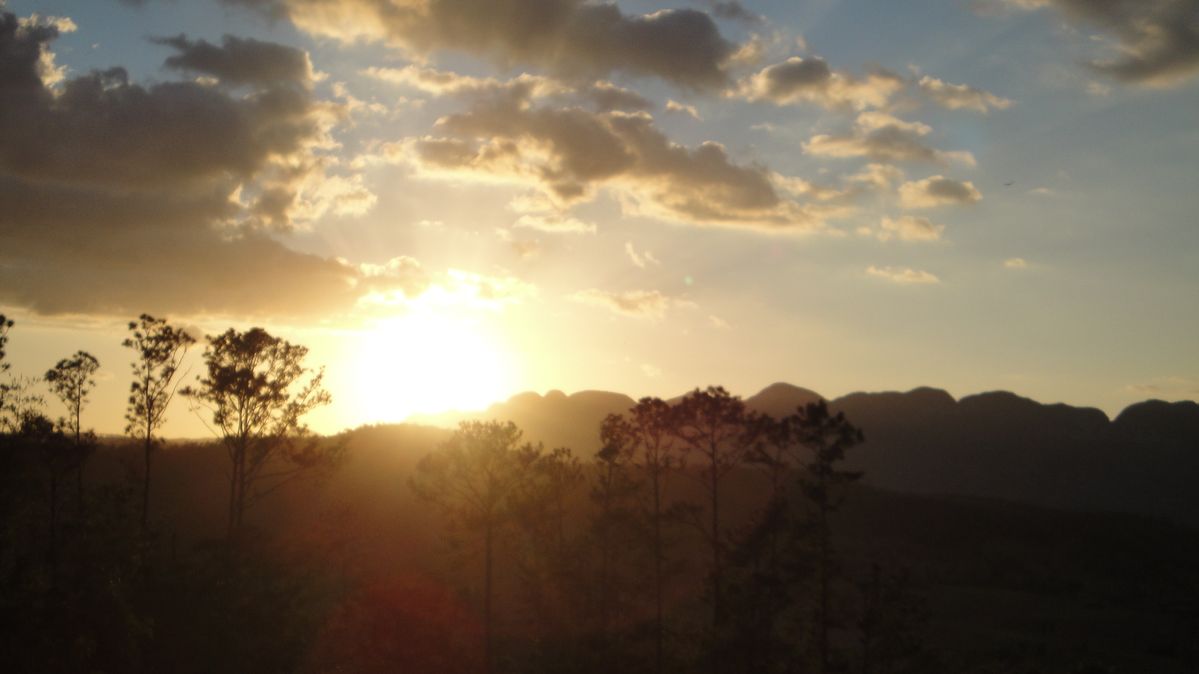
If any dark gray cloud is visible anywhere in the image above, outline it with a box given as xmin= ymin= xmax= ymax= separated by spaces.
xmin=1008 ymin=0 xmax=1199 ymax=86
xmin=710 ymin=1 xmax=761 ymax=24
xmin=0 ymin=11 xmax=404 ymax=317
xmin=220 ymin=0 xmax=736 ymax=89
xmin=898 ymin=175 xmax=983 ymax=208
xmin=155 ymin=33 xmax=315 ymax=86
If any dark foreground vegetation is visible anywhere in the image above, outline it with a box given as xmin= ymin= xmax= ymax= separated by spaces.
xmin=1 ymin=314 xmax=1197 ymax=673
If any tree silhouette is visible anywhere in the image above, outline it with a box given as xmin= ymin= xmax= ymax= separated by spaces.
xmin=410 ymin=420 xmax=543 ymax=674
xmin=0 ymin=315 xmax=42 ymax=434
xmin=0 ymin=313 xmax=11 ymax=378
xmin=787 ymin=400 xmax=863 ymax=674
xmin=18 ymin=413 xmax=71 ymax=579
xmin=590 ymin=418 xmax=641 ymax=643
xmin=182 ymin=327 xmax=335 ymax=538
xmin=45 ymin=351 xmax=100 ymax=513
xmin=512 ymin=445 xmax=586 ymax=643
xmin=670 ymin=386 xmax=760 ymax=641
xmin=602 ymin=396 xmax=686 ymax=674
xmin=123 ymin=314 xmax=195 ymax=530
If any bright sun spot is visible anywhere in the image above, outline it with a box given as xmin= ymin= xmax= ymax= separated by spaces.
xmin=348 ymin=311 xmax=515 ymax=423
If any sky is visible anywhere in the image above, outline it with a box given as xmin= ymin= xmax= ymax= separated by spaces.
xmin=1 ymin=0 xmax=1197 ymax=437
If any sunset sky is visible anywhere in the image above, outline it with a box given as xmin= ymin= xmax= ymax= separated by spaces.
xmin=2 ymin=0 xmax=1197 ymax=436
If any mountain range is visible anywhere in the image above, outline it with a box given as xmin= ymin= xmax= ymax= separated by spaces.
xmin=412 ymin=383 xmax=1199 ymax=526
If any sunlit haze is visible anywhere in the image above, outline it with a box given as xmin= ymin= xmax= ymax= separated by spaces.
xmin=1 ymin=0 xmax=1196 ymax=438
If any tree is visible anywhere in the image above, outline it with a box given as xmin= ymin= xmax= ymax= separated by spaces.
xmin=410 ymin=420 xmax=543 ymax=674
xmin=0 ymin=313 xmax=11 ymax=378
xmin=18 ymin=413 xmax=71 ymax=578
xmin=0 ymin=314 xmax=41 ymax=435
xmin=45 ymin=351 xmax=100 ymax=512
xmin=589 ymin=420 xmax=641 ymax=643
xmin=123 ymin=314 xmax=195 ymax=530
xmin=670 ymin=386 xmax=761 ymax=638
xmin=513 ymin=446 xmax=585 ymax=628
xmin=182 ymin=327 xmax=335 ymax=538
xmin=786 ymin=400 xmax=863 ymax=674
xmin=601 ymin=396 xmax=687 ymax=674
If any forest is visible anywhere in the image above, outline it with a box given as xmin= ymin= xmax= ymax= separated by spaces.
xmin=1 ymin=313 xmax=1197 ymax=674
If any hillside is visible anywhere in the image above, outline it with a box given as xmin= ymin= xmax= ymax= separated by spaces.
xmin=409 ymin=383 xmax=1199 ymax=526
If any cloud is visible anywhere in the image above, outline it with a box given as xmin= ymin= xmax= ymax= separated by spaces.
xmin=572 ymin=288 xmax=690 ymax=318
xmin=877 ymin=215 xmax=944 ymax=242
xmin=514 ymin=213 xmax=597 ymax=234
xmin=0 ymin=11 xmax=409 ymax=317
xmin=866 ymin=265 xmax=941 ymax=285
xmin=847 ymin=163 xmax=905 ymax=191
xmin=737 ymin=56 xmax=904 ymax=110
xmin=625 ymin=242 xmax=660 ymax=268
xmin=709 ymin=1 xmax=761 ymax=24
xmin=665 ymin=99 xmax=701 ymax=119
xmin=364 ymin=65 xmax=651 ymax=112
xmin=804 ymin=112 xmax=977 ymax=166
xmin=1003 ymin=0 xmax=1199 ymax=86
xmin=402 ymin=87 xmax=829 ymax=233
xmin=641 ymin=362 xmax=663 ymax=378
xmin=224 ymin=0 xmax=737 ymax=89
xmin=898 ymin=175 xmax=982 ymax=208
xmin=1003 ymin=257 xmax=1028 ymax=269
xmin=154 ymin=33 xmax=316 ymax=86
xmin=916 ymin=75 xmax=1013 ymax=112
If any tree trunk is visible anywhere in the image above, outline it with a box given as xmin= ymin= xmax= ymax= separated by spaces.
xmin=653 ymin=469 xmax=664 ymax=674
xmin=711 ymin=453 xmax=722 ymax=631
xmin=818 ymin=499 xmax=831 ymax=674
xmin=49 ymin=471 xmax=58 ymax=582
xmin=75 ymin=415 xmax=84 ymax=516
xmin=141 ymin=434 xmax=152 ymax=532
xmin=226 ymin=450 xmax=239 ymax=540
xmin=75 ymin=464 xmax=84 ymax=516
xmin=484 ymin=521 xmax=494 ymax=674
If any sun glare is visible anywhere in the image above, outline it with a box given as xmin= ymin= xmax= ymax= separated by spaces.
xmin=349 ymin=312 xmax=514 ymax=424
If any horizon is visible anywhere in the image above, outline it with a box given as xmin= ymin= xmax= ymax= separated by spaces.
xmin=1 ymin=0 xmax=1197 ymax=437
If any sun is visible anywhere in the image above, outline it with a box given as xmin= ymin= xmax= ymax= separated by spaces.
xmin=347 ymin=311 xmax=515 ymax=424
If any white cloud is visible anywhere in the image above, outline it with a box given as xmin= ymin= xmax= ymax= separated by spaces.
xmin=917 ymin=75 xmax=1013 ymax=113
xmin=866 ymin=265 xmax=941 ymax=285
xmin=878 ymin=215 xmax=944 ymax=242
xmin=665 ymin=99 xmax=701 ymax=119
xmin=572 ymin=288 xmax=692 ymax=318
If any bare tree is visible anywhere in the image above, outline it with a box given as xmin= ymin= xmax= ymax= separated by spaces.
xmin=123 ymin=314 xmax=195 ymax=530
xmin=410 ymin=420 xmax=543 ymax=674
xmin=182 ymin=327 xmax=335 ymax=538
xmin=45 ymin=351 xmax=100 ymax=512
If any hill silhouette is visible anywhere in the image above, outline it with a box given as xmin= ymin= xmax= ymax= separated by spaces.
xmin=411 ymin=383 xmax=1199 ymax=526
